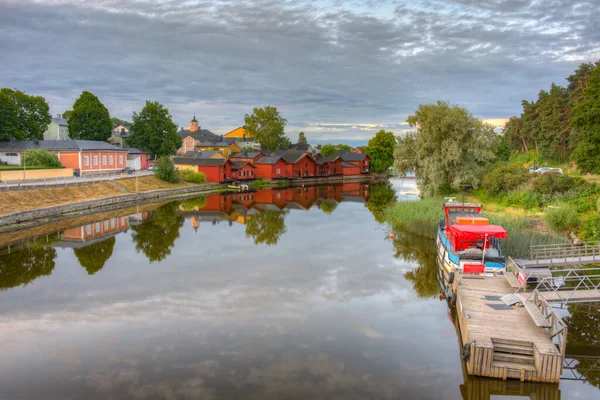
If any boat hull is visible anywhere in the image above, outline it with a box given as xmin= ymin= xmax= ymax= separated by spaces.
xmin=437 ymin=227 xmax=505 ymax=274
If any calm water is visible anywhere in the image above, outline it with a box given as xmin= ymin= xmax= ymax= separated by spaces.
xmin=0 ymin=180 xmax=598 ymax=399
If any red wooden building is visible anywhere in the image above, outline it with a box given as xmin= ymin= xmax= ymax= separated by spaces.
xmin=229 ymin=151 xmax=264 ymax=164
xmin=254 ymin=156 xmax=288 ymax=179
xmin=341 ymin=153 xmax=370 ymax=173
xmin=342 ymin=161 xmax=361 ymax=176
xmin=280 ymin=152 xmax=318 ymax=178
xmin=173 ymin=157 xmax=232 ymax=183
xmin=316 ymin=156 xmax=343 ymax=176
xmin=231 ymin=161 xmax=256 ymax=180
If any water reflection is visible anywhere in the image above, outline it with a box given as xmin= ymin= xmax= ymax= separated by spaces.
xmin=131 ymin=202 xmax=185 ymax=263
xmin=563 ymin=305 xmax=600 ymax=388
xmin=0 ymin=241 xmax=57 ymax=290
xmin=392 ymin=231 xmax=438 ymax=298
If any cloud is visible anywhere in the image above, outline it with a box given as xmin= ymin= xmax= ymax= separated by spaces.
xmin=0 ymin=0 xmax=598 ymax=140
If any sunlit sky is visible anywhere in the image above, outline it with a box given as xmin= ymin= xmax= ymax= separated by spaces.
xmin=1 ymin=0 xmax=598 ymax=143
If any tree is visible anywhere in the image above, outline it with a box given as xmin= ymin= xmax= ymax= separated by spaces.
xmin=297 ymin=131 xmax=308 ymax=145
xmin=320 ymin=144 xmax=338 ymax=157
xmin=154 ymin=157 xmax=181 ymax=183
xmin=395 ymin=101 xmax=497 ymax=196
xmin=365 ymin=181 xmax=397 ymax=223
xmin=244 ymin=106 xmax=287 ymax=151
xmin=131 ymin=202 xmax=184 ymax=263
xmin=337 ymin=144 xmax=352 ymax=153
xmin=245 ymin=210 xmax=287 ymax=246
xmin=68 ymin=91 xmax=112 ymax=141
xmin=571 ymin=62 xmax=600 ymax=173
xmin=128 ymin=101 xmax=181 ymax=158
xmin=62 ymin=110 xmax=72 ymax=120
xmin=23 ymin=149 xmax=63 ymax=168
xmin=73 ymin=237 xmax=115 ymax=275
xmin=567 ymin=61 xmax=600 ymax=108
xmin=318 ymin=199 xmax=338 ymax=214
xmin=0 ymin=88 xmax=51 ymax=141
xmin=392 ymin=231 xmax=439 ymax=298
xmin=365 ymin=130 xmax=396 ymax=173
xmin=0 ymin=244 xmax=56 ymax=290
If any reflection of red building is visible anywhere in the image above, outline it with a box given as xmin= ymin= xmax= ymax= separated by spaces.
xmin=60 ymin=216 xmax=129 ymax=243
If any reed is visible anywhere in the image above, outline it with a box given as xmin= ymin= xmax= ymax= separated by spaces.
xmin=385 ymin=197 xmax=566 ymax=258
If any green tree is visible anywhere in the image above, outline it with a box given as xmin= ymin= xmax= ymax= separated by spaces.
xmin=244 ymin=106 xmax=287 ymax=151
xmin=320 ymin=144 xmax=338 ymax=157
xmin=366 ymin=130 xmax=396 ymax=173
xmin=154 ymin=157 xmax=181 ymax=183
xmin=392 ymin=231 xmax=438 ymax=298
xmin=23 ymin=149 xmax=63 ymax=168
xmin=318 ymin=199 xmax=338 ymax=214
xmin=395 ymin=101 xmax=497 ymax=196
xmin=571 ymin=62 xmax=600 ymax=173
xmin=503 ymin=116 xmax=528 ymax=153
xmin=62 ymin=110 xmax=72 ymax=120
xmin=297 ymin=131 xmax=308 ymax=145
xmin=0 ymin=88 xmax=51 ymax=141
xmin=337 ymin=144 xmax=352 ymax=153
xmin=567 ymin=61 xmax=600 ymax=108
xmin=68 ymin=91 xmax=112 ymax=141
xmin=245 ymin=210 xmax=287 ymax=246
xmin=130 ymin=203 xmax=185 ymax=263
xmin=365 ymin=181 xmax=398 ymax=223
xmin=128 ymin=101 xmax=181 ymax=158
xmin=73 ymin=237 xmax=115 ymax=275
xmin=0 ymin=244 xmax=56 ymax=290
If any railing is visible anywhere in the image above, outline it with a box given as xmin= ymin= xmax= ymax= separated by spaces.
xmin=532 ymin=290 xmax=568 ymax=358
xmin=522 ymin=266 xmax=600 ymax=305
xmin=530 ymin=241 xmax=600 ymax=261
xmin=1 ymin=170 xmax=153 ymax=190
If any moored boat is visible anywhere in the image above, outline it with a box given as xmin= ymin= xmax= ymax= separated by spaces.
xmin=437 ymin=199 xmax=507 ymax=279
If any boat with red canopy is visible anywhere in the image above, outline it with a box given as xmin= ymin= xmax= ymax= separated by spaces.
xmin=437 ymin=199 xmax=508 ymax=277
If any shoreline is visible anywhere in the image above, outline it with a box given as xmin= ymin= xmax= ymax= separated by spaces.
xmin=0 ymin=175 xmax=382 ymax=233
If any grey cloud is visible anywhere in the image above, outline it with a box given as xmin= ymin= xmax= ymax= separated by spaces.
xmin=0 ymin=0 xmax=598 ymax=140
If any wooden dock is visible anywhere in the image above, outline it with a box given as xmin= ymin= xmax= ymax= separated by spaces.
xmin=451 ymin=274 xmax=564 ymax=383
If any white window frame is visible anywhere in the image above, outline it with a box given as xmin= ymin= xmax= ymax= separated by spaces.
xmin=102 ymin=155 xmax=107 ymax=166
xmin=93 ymin=156 xmax=98 ymax=166
xmin=276 ymin=168 xmax=280 ymax=174
xmin=84 ymin=156 xmax=89 ymax=167
xmin=109 ymin=156 xmax=113 ymax=165
xmin=119 ymin=155 xmax=123 ymax=164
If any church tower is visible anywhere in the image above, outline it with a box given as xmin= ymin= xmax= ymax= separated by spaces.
xmin=190 ymin=114 xmax=199 ymax=132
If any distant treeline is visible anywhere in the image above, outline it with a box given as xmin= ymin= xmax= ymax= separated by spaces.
xmin=503 ymin=60 xmax=600 ymax=172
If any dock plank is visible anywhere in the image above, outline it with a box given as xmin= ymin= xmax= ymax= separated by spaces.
xmin=523 ymin=301 xmax=551 ymax=328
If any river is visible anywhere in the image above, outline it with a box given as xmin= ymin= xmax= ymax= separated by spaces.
xmin=0 ymin=179 xmax=598 ymax=399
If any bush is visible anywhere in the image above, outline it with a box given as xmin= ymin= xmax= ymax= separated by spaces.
xmin=154 ymin=157 xmax=181 ymax=183
xmin=249 ymin=178 xmax=270 ymax=189
xmin=580 ymin=215 xmax=600 ymax=241
xmin=180 ymin=169 xmax=207 ymax=184
xmin=532 ymin=173 xmax=585 ymax=195
xmin=22 ymin=149 xmax=63 ymax=168
xmin=544 ymin=205 xmax=581 ymax=233
xmin=503 ymin=190 xmax=550 ymax=210
xmin=482 ymin=165 xmax=530 ymax=195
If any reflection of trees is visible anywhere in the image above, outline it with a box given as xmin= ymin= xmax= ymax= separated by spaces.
xmin=365 ymin=181 xmax=398 ymax=223
xmin=564 ymin=305 xmax=600 ymax=388
xmin=319 ymin=200 xmax=338 ymax=214
xmin=245 ymin=210 xmax=287 ymax=246
xmin=179 ymin=196 xmax=207 ymax=211
xmin=130 ymin=202 xmax=185 ymax=263
xmin=392 ymin=231 xmax=438 ymax=298
xmin=0 ymin=243 xmax=56 ymax=289
xmin=74 ymin=237 xmax=116 ymax=275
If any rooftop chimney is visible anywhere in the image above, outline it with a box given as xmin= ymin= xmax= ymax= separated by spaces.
xmin=56 ymin=113 xmax=61 ymax=119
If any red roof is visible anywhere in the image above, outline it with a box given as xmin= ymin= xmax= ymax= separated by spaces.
xmin=448 ymin=224 xmax=507 ymax=239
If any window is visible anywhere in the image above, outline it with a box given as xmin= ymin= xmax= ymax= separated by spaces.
xmin=119 ymin=155 xmax=123 ymax=164
xmin=104 ymin=220 xmax=109 ymax=230
xmin=84 ymin=156 xmax=89 ymax=166
xmin=95 ymin=222 xmax=100 ymax=232
xmin=85 ymin=225 xmax=92 ymax=235
xmin=276 ymin=168 xmax=280 ymax=175
xmin=109 ymin=156 xmax=113 ymax=165
xmin=120 ymin=217 xmax=125 ymax=225
xmin=93 ymin=156 xmax=98 ymax=166
xmin=102 ymin=155 xmax=107 ymax=166
xmin=110 ymin=218 xmax=115 ymax=228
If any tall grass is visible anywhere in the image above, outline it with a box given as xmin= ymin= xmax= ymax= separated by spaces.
xmin=385 ymin=197 xmax=566 ymax=258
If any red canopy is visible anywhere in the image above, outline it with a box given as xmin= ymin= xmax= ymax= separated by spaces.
xmin=448 ymin=224 xmax=507 ymax=239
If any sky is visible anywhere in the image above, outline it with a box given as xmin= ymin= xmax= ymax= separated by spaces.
xmin=1 ymin=0 xmax=599 ymax=144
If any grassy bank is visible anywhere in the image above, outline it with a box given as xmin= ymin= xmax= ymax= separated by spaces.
xmin=0 ymin=176 xmax=201 ymax=216
xmin=385 ymin=196 xmax=565 ymax=258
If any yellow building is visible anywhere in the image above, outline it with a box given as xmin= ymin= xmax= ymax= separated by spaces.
xmin=224 ymin=126 xmax=252 ymax=139
xmin=194 ymin=139 xmax=241 ymax=157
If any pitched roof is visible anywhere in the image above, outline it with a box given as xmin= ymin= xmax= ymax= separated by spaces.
xmin=183 ymin=150 xmax=219 ymax=159
xmin=280 ymin=151 xmax=314 ymax=164
xmin=229 ymin=151 xmax=263 ymax=159
xmin=52 ymin=117 xmax=68 ymax=126
xmin=0 ymin=140 xmax=127 ymax=152
xmin=195 ymin=140 xmax=231 ymax=147
xmin=341 ymin=153 xmax=368 ymax=161
xmin=231 ymin=161 xmax=256 ymax=170
xmin=127 ymin=148 xmax=144 ymax=154
xmin=173 ymin=157 xmax=229 ymax=166
xmin=254 ymin=156 xmax=282 ymax=165
xmin=178 ymin=129 xmax=217 ymax=141
xmin=342 ymin=161 xmax=358 ymax=167
xmin=316 ymin=156 xmax=340 ymax=165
